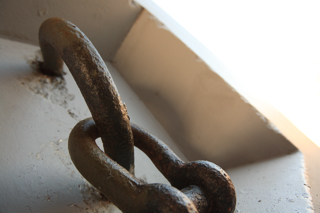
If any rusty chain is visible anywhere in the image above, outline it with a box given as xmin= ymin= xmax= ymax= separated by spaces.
xmin=39 ymin=17 xmax=236 ymax=213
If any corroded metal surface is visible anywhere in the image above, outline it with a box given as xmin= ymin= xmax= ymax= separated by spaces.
xmin=69 ymin=118 xmax=236 ymax=213
xmin=39 ymin=18 xmax=134 ymax=173
xmin=181 ymin=185 xmax=209 ymax=213
xmin=132 ymin=123 xmax=236 ymax=213
xmin=69 ymin=118 xmax=198 ymax=213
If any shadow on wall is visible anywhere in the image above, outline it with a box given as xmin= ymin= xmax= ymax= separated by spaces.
xmin=112 ymin=10 xmax=297 ymax=169
xmin=133 ymin=81 xmax=297 ymax=169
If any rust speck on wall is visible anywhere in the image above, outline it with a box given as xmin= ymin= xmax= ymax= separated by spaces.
xmin=37 ymin=8 xmax=48 ymax=17
xmin=18 ymin=53 xmax=75 ymax=109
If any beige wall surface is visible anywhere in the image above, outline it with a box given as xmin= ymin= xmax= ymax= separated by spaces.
xmin=0 ymin=0 xmax=141 ymax=60
xmin=113 ymin=10 xmax=297 ymax=169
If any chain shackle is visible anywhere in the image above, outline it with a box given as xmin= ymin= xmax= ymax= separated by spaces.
xmin=39 ymin=17 xmax=134 ymax=173
xmin=69 ymin=118 xmax=236 ymax=213
xmin=69 ymin=118 xmax=199 ymax=213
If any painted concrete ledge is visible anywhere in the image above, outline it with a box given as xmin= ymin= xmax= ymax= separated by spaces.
xmin=227 ymin=152 xmax=313 ymax=212
xmin=0 ymin=39 xmax=313 ymax=212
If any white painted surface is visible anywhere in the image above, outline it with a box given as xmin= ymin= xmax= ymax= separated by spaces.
xmin=0 ymin=38 xmax=185 ymax=212
xmin=254 ymin=102 xmax=320 ymax=212
xmin=0 ymin=0 xmax=142 ymax=60
xmin=227 ymin=152 xmax=313 ymax=213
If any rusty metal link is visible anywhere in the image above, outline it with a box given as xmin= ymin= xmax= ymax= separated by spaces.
xmin=69 ymin=118 xmax=236 ymax=213
xmin=69 ymin=118 xmax=199 ymax=213
xmin=131 ymin=123 xmax=236 ymax=213
xmin=39 ymin=18 xmax=236 ymax=213
xmin=39 ymin=17 xmax=134 ymax=173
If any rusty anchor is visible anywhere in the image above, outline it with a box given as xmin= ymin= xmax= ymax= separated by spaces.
xmin=39 ymin=17 xmax=236 ymax=213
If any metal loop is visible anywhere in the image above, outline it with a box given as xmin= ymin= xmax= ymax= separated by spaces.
xmin=39 ymin=17 xmax=134 ymax=173
xmin=69 ymin=118 xmax=236 ymax=213
xmin=132 ymin=123 xmax=236 ymax=213
xmin=69 ymin=118 xmax=198 ymax=213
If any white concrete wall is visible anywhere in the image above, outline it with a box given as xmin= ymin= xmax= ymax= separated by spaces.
xmin=0 ymin=0 xmax=142 ymax=60
xmin=113 ymin=10 xmax=297 ymax=169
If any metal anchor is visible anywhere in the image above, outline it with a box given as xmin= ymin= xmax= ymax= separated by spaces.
xmin=39 ymin=18 xmax=236 ymax=213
